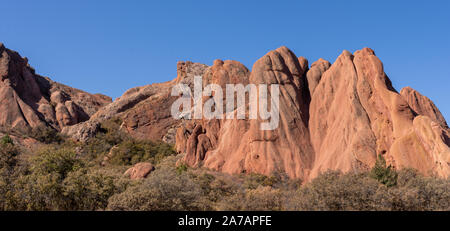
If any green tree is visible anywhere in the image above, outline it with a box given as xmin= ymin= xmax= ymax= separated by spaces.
xmin=370 ymin=155 xmax=398 ymax=187
xmin=12 ymin=147 xmax=84 ymax=210
xmin=109 ymin=140 xmax=176 ymax=166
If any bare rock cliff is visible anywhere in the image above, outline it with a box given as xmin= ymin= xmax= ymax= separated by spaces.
xmin=0 ymin=43 xmax=111 ymax=133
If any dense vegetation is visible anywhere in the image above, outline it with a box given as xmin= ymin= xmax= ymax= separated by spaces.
xmin=0 ymin=121 xmax=449 ymax=211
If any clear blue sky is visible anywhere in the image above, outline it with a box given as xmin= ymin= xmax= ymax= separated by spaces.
xmin=1 ymin=0 xmax=449 ymax=121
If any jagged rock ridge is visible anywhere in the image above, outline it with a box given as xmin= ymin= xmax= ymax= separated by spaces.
xmin=176 ymin=47 xmax=450 ymax=180
xmin=3 ymin=42 xmax=447 ymax=180
xmin=0 ymin=43 xmax=111 ymax=132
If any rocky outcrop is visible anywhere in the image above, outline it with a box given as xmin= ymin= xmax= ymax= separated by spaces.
xmin=309 ymin=48 xmax=449 ymax=179
xmin=400 ymin=86 xmax=448 ymax=128
xmin=177 ymin=47 xmax=449 ymax=180
xmin=52 ymin=42 xmax=448 ymax=180
xmin=62 ymin=61 xmax=209 ymax=142
xmin=306 ymin=58 xmax=330 ymax=96
xmin=124 ymin=162 xmax=155 ymax=179
xmin=308 ymin=50 xmax=378 ymax=179
xmin=176 ymin=59 xmax=251 ymax=166
xmin=0 ymin=43 xmax=111 ymax=132
xmin=177 ymin=47 xmax=314 ymax=179
xmin=390 ymin=115 xmax=450 ymax=177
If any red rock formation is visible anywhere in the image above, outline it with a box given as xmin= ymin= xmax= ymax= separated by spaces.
xmin=177 ymin=47 xmax=449 ymax=180
xmin=309 ymin=48 xmax=449 ymax=178
xmin=0 ymin=43 xmax=111 ymax=132
xmin=308 ymin=50 xmax=378 ymax=179
xmin=306 ymin=58 xmax=330 ymax=96
xmin=177 ymin=59 xmax=251 ymax=166
xmin=56 ymin=43 xmax=449 ymax=180
xmin=177 ymin=47 xmax=314 ymax=179
xmin=400 ymin=86 xmax=448 ymax=128
xmin=124 ymin=162 xmax=155 ymax=179
xmin=62 ymin=61 xmax=209 ymax=142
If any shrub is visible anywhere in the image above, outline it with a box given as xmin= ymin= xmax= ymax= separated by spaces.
xmin=1 ymin=135 xmax=449 ymax=212
xmin=176 ymin=163 xmax=188 ymax=175
xmin=62 ymin=168 xmax=130 ymax=210
xmin=11 ymin=163 xmax=131 ymax=211
xmin=242 ymin=172 xmax=295 ymax=190
xmin=0 ymin=143 xmax=19 ymax=171
xmin=243 ymin=173 xmax=274 ymax=189
xmin=1 ymin=134 xmax=13 ymax=145
xmin=189 ymin=170 xmax=242 ymax=207
xmin=108 ymin=140 xmax=176 ymax=166
xmin=97 ymin=117 xmax=127 ymax=145
xmin=107 ymin=156 xmax=208 ymax=211
xmin=283 ymin=169 xmax=450 ymax=211
xmin=287 ymin=171 xmax=386 ymax=211
xmin=14 ymin=171 xmax=64 ymax=210
xmin=83 ymin=136 xmax=114 ymax=161
xmin=79 ymin=118 xmax=126 ymax=161
xmin=217 ymin=186 xmax=284 ymax=211
xmin=384 ymin=169 xmax=450 ymax=211
xmin=0 ymin=143 xmax=20 ymax=210
xmin=30 ymin=126 xmax=63 ymax=144
xmin=31 ymin=147 xmax=84 ymax=180
xmin=370 ymin=155 xmax=398 ymax=187
xmin=10 ymin=147 xmax=84 ymax=210
xmin=82 ymin=118 xmax=175 ymax=165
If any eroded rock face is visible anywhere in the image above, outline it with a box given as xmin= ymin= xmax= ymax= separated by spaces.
xmin=62 ymin=61 xmax=209 ymax=142
xmin=177 ymin=47 xmax=314 ymax=179
xmin=308 ymin=50 xmax=378 ymax=179
xmin=176 ymin=59 xmax=251 ymax=166
xmin=309 ymin=48 xmax=450 ymax=179
xmin=400 ymin=86 xmax=448 ymax=128
xmin=121 ymin=61 xmax=210 ymax=141
xmin=306 ymin=58 xmax=330 ymax=96
xmin=0 ymin=44 xmax=111 ymax=132
xmin=390 ymin=116 xmax=450 ymax=177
